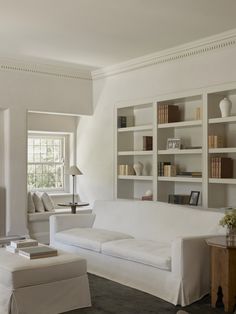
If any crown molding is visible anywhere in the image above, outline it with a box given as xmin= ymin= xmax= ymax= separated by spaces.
xmin=92 ymin=28 xmax=236 ymax=80
xmin=0 ymin=57 xmax=92 ymax=80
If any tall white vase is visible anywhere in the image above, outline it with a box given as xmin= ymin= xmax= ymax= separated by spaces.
xmin=219 ymin=97 xmax=232 ymax=117
xmin=133 ymin=161 xmax=143 ymax=176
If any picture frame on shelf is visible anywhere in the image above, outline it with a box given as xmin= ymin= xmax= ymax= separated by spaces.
xmin=189 ymin=191 xmax=200 ymax=206
xmin=167 ymin=138 xmax=181 ymax=150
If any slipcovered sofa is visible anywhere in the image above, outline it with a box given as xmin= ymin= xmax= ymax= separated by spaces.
xmin=50 ymin=200 xmax=224 ymax=306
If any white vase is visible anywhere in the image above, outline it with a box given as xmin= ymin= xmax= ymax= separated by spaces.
xmin=133 ymin=161 xmax=143 ymax=176
xmin=219 ymin=97 xmax=232 ymax=117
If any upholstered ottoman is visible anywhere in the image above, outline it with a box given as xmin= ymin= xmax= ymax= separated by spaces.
xmin=0 ymin=248 xmax=91 ymax=314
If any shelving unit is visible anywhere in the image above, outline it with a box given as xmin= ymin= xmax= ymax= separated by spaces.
xmin=115 ymin=83 xmax=236 ymax=208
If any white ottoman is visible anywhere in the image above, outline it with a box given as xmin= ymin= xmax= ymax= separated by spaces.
xmin=0 ymin=248 xmax=91 ymax=314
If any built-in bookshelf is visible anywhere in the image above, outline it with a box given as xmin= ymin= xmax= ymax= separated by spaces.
xmin=115 ymin=83 xmax=236 ymax=208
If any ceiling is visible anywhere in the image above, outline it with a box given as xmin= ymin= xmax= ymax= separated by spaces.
xmin=0 ymin=0 xmax=236 ymax=69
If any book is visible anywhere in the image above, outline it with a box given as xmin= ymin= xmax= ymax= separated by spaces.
xmin=6 ymin=245 xmax=19 ymax=253
xmin=10 ymin=239 xmax=38 ymax=249
xmin=143 ymin=136 xmax=153 ymax=150
xmin=19 ymin=246 xmax=58 ymax=259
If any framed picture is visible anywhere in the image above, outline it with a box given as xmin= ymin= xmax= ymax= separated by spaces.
xmin=189 ymin=191 xmax=200 ymax=206
xmin=167 ymin=138 xmax=181 ymax=150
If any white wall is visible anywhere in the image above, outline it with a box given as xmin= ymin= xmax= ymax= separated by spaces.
xmin=0 ymin=69 xmax=92 ymax=236
xmin=77 ymin=46 xmax=236 ymax=204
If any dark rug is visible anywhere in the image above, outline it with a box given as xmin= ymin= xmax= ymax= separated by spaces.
xmin=65 ymin=274 xmax=226 ymax=314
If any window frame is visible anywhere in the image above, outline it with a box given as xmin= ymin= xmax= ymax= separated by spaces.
xmin=27 ymin=132 xmax=70 ymax=193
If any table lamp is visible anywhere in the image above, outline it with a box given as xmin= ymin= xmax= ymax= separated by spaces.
xmin=67 ymin=165 xmax=83 ymax=204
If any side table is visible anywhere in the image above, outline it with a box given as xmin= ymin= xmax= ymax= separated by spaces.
xmin=206 ymin=236 xmax=236 ymax=313
xmin=57 ymin=202 xmax=89 ymax=214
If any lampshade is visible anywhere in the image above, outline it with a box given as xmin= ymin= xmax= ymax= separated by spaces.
xmin=67 ymin=165 xmax=83 ymax=176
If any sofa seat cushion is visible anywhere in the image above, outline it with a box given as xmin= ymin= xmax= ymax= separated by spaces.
xmin=0 ymin=249 xmax=87 ymax=289
xmin=55 ymin=228 xmax=133 ymax=252
xmin=102 ymin=239 xmax=171 ymax=271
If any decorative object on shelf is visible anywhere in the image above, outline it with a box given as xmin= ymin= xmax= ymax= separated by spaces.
xmin=141 ymin=190 xmax=153 ymax=201
xmin=67 ymin=165 xmax=82 ymax=205
xmin=219 ymin=97 xmax=232 ymax=118
xmin=188 ymin=191 xmax=200 ymax=206
xmin=145 ymin=189 xmax=153 ymax=197
xmin=133 ymin=161 xmax=144 ymax=176
xmin=219 ymin=209 xmax=236 ymax=243
xmin=167 ymin=138 xmax=181 ymax=150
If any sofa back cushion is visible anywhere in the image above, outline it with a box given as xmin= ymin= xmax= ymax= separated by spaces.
xmin=93 ymin=200 xmax=224 ymax=243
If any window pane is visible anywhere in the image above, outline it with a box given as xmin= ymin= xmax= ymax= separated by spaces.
xmin=27 ymin=135 xmax=65 ymax=190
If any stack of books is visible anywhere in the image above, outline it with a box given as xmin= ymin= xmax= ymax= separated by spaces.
xmin=211 ymin=157 xmax=233 ymax=178
xmin=117 ymin=116 xmax=134 ymax=128
xmin=118 ymin=164 xmax=135 ymax=175
xmin=158 ymin=104 xmax=180 ymax=124
xmin=6 ymin=239 xmax=38 ymax=253
xmin=158 ymin=162 xmax=171 ymax=176
xmin=6 ymin=238 xmax=58 ymax=259
xmin=18 ymin=246 xmax=58 ymax=259
xmin=208 ymin=135 xmax=224 ymax=148
xmin=143 ymin=136 xmax=153 ymax=151
xmin=177 ymin=171 xmax=202 ymax=177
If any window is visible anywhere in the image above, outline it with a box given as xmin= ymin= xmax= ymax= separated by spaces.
xmin=27 ymin=134 xmax=66 ymax=191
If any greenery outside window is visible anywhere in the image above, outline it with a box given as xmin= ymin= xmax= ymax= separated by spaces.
xmin=28 ymin=134 xmax=66 ymax=191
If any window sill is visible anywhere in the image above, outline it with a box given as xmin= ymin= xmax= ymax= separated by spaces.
xmin=48 ymin=192 xmax=78 ymax=197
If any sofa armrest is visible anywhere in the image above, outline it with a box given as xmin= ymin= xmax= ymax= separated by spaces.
xmin=50 ymin=213 xmax=96 ymax=244
xmin=171 ymin=235 xmax=216 ymax=305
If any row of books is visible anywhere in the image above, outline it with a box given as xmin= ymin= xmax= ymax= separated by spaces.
xmin=117 ymin=116 xmax=134 ymax=128
xmin=158 ymin=162 xmax=202 ymax=177
xmin=143 ymin=136 xmax=153 ymax=150
xmin=118 ymin=164 xmax=135 ymax=175
xmin=168 ymin=194 xmax=190 ymax=205
xmin=158 ymin=104 xmax=180 ymax=124
xmin=6 ymin=238 xmax=57 ymax=259
xmin=211 ymin=157 xmax=233 ymax=178
xmin=208 ymin=135 xmax=224 ymax=148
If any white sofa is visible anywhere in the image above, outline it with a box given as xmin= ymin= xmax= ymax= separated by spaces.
xmin=50 ymin=200 xmax=224 ymax=306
